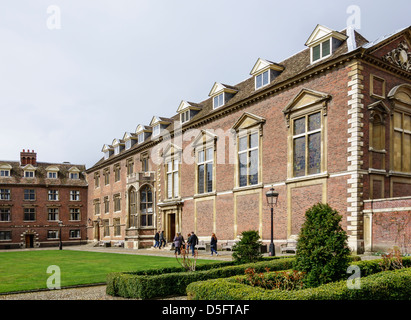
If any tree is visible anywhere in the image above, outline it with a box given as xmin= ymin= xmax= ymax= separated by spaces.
xmin=232 ymin=230 xmax=263 ymax=263
xmin=294 ymin=203 xmax=350 ymax=288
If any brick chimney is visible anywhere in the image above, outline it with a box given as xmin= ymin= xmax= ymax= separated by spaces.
xmin=20 ymin=149 xmax=37 ymax=166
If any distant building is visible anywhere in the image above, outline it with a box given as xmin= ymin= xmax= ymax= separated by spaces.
xmin=0 ymin=150 xmax=88 ymax=249
xmin=85 ymin=25 xmax=411 ymax=254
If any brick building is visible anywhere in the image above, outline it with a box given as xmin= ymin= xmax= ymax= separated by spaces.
xmin=0 ymin=150 xmax=88 ymax=249
xmin=86 ymin=25 xmax=411 ymax=254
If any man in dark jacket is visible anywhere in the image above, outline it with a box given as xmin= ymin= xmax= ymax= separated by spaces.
xmin=188 ymin=231 xmax=198 ymax=256
xmin=154 ymin=231 xmax=160 ymax=248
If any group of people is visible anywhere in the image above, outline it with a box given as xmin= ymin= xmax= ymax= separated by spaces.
xmin=153 ymin=231 xmax=219 ymax=256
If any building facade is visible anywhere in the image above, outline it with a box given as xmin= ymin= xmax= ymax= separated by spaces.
xmin=86 ymin=25 xmax=411 ymax=254
xmin=0 ymin=150 xmax=88 ymax=249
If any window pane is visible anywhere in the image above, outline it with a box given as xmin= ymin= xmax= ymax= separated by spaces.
xmin=294 ymin=117 xmax=305 ymax=135
xmin=141 ymin=215 xmax=146 ymax=226
xmin=173 ymin=159 xmax=179 ymax=171
xmin=147 ymin=188 xmax=152 ymax=203
xmin=213 ymin=96 xmax=219 ymax=108
xmin=256 ymin=74 xmax=262 ymax=88
xmin=312 ymin=44 xmax=320 ymax=61
xmin=404 ymin=133 xmax=411 ymax=172
xmin=250 ymin=133 xmax=258 ymax=148
xmin=141 ymin=189 xmax=146 ymax=203
xmin=293 ymin=137 xmax=306 ymax=177
xmin=404 ymin=114 xmax=411 ymax=131
xmin=249 ymin=149 xmax=258 ymax=185
xmin=218 ymin=93 xmax=224 ymax=106
xmin=393 ymin=131 xmax=402 ymax=171
xmin=308 ymin=132 xmax=321 ymax=175
xmin=262 ymin=70 xmax=269 ymax=86
xmin=239 ymin=153 xmax=247 ymax=187
xmin=308 ymin=112 xmax=321 ymax=131
xmin=173 ymin=172 xmax=179 ymax=197
xmin=198 ymin=164 xmax=204 ymax=194
xmin=239 ymin=136 xmax=247 ymax=152
xmin=322 ymin=39 xmax=330 ymax=57
xmin=167 ymin=173 xmax=172 ymax=198
xmin=206 ymin=163 xmax=213 ymax=192
xmin=394 ymin=112 xmax=402 ymax=129
xmin=198 ymin=150 xmax=204 ymax=163
xmin=206 ymin=148 xmax=213 ymax=161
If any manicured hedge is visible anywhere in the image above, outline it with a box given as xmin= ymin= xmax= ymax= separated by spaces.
xmin=106 ymin=257 xmax=295 ymax=299
xmin=186 ymin=258 xmax=411 ymax=300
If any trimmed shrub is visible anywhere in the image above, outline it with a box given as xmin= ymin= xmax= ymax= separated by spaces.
xmin=232 ymin=230 xmax=263 ymax=263
xmin=106 ymin=257 xmax=295 ymax=299
xmin=294 ymin=203 xmax=351 ymax=288
xmin=187 ymin=264 xmax=411 ymax=300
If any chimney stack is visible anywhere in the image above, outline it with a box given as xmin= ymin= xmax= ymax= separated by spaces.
xmin=20 ymin=149 xmax=37 ymax=166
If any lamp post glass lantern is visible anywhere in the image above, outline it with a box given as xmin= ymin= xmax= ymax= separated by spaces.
xmin=266 ymin=187 xmax=278 ymax=256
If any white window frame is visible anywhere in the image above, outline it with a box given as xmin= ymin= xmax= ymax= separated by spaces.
xmin=70 ymin=190 xmax=80 ymax=201
xmin=166 ymin=159 xmax=179 ymax=199
xmin=70 ymin=172 xmax=79 ymax=180
xmin=0 ymin=170 xmax=10 ymax=177
xmin=138 ymin=132 xmax=145 ymax=144
xmin=47 ymin=172 xmax=57 ymax=179
xmin=213 ymin=93 xmax=225 ymax=109
xmin=255 ymin=70 xmax=270 ymax=90
xmin=311 ymin=38 xmax=332 ymax=63
xmin=24 ymin=170 xmax=35 ymax=178
xmin=153 ymin=124 xmax=160 ymax=137
xmin=180 ymin=110 xmax=190 ymax=124
xmin=48 ymin=190 xmax=59 ymax=201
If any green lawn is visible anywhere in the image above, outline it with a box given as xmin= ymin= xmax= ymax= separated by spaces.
xmin=0 ymin=250 xmax=213 ymax=293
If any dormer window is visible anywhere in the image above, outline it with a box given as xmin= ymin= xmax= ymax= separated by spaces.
xmin=46 ymin=166 xmax=59 ymax=179
xmin=135 ymin=124 xmax=152 ymax=144
xmin=25 ymin=171 xmax=34 ymax=178
xmin=138 ymin=132 xmax=144 ymax=144
xmin=123 ymin=132 xmax=137 ymax=150
xmin=311 ymin=38 xmax=331 ymax=63
xmin=255 ymin=70 xmax=269 ymax=89
xmin=102 ymin=144 xmax=114 ymax=160
xmin=150 ymin=117 xmax=171 ymax=139
xmin=68 ymin=167 xmax=80 ymax=180
xmin=22 ymin=164 xmax=36 ymax=179
xmin=213 ymin=93 xmax=224 ymax=109
xmin=305 ymin=25 xmax=347 ymax=65
xmin=177 ymin=101 xmax=202 ymax=125
xmin=209 ymin=82 xmax=238 ymax=110
xmin=250 ymin=58 xmax=284 ymax=91
xmin=153 ymin=124 xmax=160 ymax=137
xmin=0 ymin=164 xmax=12 ymax=177
xmin=181 ymin=110 xmax=190 ymax=123
xmin=112 ymin=139 xmax=125 ymax=155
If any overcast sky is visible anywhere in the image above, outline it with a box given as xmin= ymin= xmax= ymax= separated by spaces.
xmin=0 ymin=0 xmax=410 ymax=168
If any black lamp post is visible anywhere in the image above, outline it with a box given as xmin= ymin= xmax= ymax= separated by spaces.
xmin=58 ymin=220 xmax=63 ymax=250
xmin=266 ymin=187 xmax=279 ymax=256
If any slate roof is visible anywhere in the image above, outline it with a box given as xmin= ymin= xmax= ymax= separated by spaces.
xmin=88 ymin=26 xmax=410 ymax=171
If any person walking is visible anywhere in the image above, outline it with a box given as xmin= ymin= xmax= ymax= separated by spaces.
xmin=174 ymin=232 xmax=182 ymax=255
xmin=210 ymin=233 xmax=218 ymax=256
xmin=159 ymin=231 xmax=166 ymax=249
xmin=188 ymin=231 xmax=198 ymax=256
xmin=154 ymin=231 xmax=160 ymax=248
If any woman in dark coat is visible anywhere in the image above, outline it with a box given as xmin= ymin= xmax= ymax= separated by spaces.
xmin=210 ymin=233 xmax=218 ymax=256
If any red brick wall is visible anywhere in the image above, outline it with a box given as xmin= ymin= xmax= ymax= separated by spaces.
xmin=364 ymin=197 xmax=411 ymax=253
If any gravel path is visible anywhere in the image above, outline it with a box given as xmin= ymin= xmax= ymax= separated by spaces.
xmin=0 ymin=285 xmax=187 ymax=300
